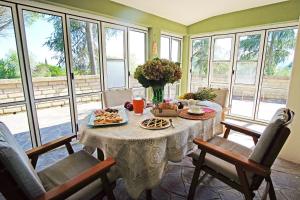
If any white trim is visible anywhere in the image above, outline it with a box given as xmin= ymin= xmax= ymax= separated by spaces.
xmin=6 ymin=0 xmax=148 ymax=31
xmin=190 ymin=21 xmax=298 ymax=39
xmin=161 ymin=31 xmax=184 ymax=39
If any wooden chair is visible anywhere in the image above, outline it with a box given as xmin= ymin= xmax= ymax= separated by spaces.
xmin=0 ymin=122 xmax=116 ymax=200
xmin=197 ymin=87 xmax=229 ymax=121
xmin=188 ymin=108 xmax=294 ymax=200
xmin=103 ymin=89 xmax=133 ymax=107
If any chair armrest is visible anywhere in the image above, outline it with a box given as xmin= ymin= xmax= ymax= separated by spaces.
xmin=193 ymin=138 xmax=270 ymax=177
xmin=221 ymin=121 xmax=261 ymax=139
xmin=26 ymin=135 xmax=77 ymax=158
xmin=36 ymin=157 xmax=116 ymax=200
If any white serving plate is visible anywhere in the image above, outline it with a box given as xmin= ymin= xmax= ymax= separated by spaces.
xmin=88 ymin=108 xmax=128 ymax=127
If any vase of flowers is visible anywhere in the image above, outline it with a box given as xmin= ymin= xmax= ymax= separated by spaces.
xmin=134 ymin=58 xmax=182 ymax=104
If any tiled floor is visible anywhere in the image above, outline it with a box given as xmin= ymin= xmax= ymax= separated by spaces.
xmin=33 ymin=132 xmax=300 ymax=200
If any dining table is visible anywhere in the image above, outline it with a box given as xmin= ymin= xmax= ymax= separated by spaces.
xmin=78 ymin=101 xmax=223 ymax=199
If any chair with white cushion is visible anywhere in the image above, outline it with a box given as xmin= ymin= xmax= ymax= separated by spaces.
xmin=0 ymin=121 xmax=116 ymax=200
xmin=103 ymin=89 xmax=133 ymax=107
xmin=197 ymin=87 xmax=229 ymax=121
xmin=188 ymin=108 xmax=294 ymax=200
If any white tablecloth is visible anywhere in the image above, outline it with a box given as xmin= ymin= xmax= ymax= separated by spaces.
xmin=78 ymin=101 xmax=222 ymax=199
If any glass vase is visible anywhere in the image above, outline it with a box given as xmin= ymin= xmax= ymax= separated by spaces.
xmin=152 ymin=85 xmax=164 ymax=104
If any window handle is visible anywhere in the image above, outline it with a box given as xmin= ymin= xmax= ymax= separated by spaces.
xmin=128 ymin=71 xmax=131 ymax=76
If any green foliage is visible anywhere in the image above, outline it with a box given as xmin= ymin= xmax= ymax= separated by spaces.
xmin=32 ymin=63 xmax=65 ymax=77
xmin=179 ymin=88 xmax=217 ymax=101
xmin=194 ymin=88 xmax=217 ymax=101
xmin=192 ymin=39 xmax=209 ymax=77
xmin=0 ymin=52 xmax=20 ymax=79
xmin=238 ymin=34 xmax=261 ymax=61
xmin=134 ymin=58 xmax=182 ymax=88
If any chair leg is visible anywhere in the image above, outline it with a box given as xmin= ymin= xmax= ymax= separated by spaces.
xmin=236 ymin=166 xmax=253 ymax=200
xmin=223 ymin=127 xmax=230 ymax=139
xmin=146 ymin=189 xmax=152 ymax=200
xmin=188 ymin=151 xmax=206 ymax=200
xmin=101 ymin=174 xmax=115 ymax=200
xmin=266 ymin=176 xmax=277 ymax=200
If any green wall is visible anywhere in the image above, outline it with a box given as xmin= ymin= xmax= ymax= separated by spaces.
xmin=188 ymin=0 xmax=300 ymax=35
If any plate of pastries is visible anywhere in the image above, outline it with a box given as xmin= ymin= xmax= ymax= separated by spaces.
xmin=139 ymin=118 xmax=170 ymax=130
xmin=88 ymin=108 xmax=128 ymax=127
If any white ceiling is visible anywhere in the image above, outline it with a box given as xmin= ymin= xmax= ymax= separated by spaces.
xmin=111 ymin=0 xmax=287 ymax=25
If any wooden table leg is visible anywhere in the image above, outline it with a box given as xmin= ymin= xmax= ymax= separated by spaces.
xmin=146 ymin=189 xmax=152 ymax=200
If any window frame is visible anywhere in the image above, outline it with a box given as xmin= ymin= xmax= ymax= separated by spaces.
xmin=160 ymin=34 xmax=183 ymax=99
xmin=189 ymin=23 xmax=299 ymax=123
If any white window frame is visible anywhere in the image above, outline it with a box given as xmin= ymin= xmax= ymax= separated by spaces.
xmin=160 ymin=34 xmax=183 ymax=99
xmin=188 ymin=22 xmax=299 ymax=123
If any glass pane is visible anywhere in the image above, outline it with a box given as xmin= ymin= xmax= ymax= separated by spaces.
xmin=106 ymin=60 xmax=125 ymax=88
xmin=0 ymin=6 xmax=25 ymax=104
xmin=171 ymin=39 xmax=180 ymax=62
xmin=36 ymin=99 xmax=72 ymax=144
xmin=105 ymin=28 xmax=124 ymax=59
xmin=129 ymin=30 xmax=146 ymax=88
xmin=235 ymin=62 xmax=257 ymax=85
xmin=132 ymin=87 xmax=146 ymax=99
xmin=160 ymin=36 xmax=170 ymax=59
xmin=191 ymin=38 xmax=210 ymax=91
xmin=213 ymin=37 xmax=232 ymax=61
xmin=169 ymin=83 xmax=180 ymax=99
xmin=69 ymin=18 xmax=101 ymax=95
xmin=257 ymin=88 xmax=288 ymax=121
xmin=211 ymin=62 xmax=231 ymax=83
xmin=23 ymin=10 xmax=68 ymax=99
xmin=0 ymin=104 xmax=32 ymax=150
xmin=231 ymin=86 xmax=256 ymax=118
xmin=238 ymin=34 xmax=261 ymax=61
xmin=257 ymin=28 xmax=298 ymax=121
xmin=76 ymin=94 xmax=102 ymax=125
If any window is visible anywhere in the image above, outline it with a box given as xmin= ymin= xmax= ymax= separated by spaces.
xmin=210 ymin=36 xmax=234 ymax=88
xmin=190 ymin=38 xmax=210 ymax=92
xmin=160 ymin=35 xmax=182 ymax=99
xmin=257 ymin=28 xmax=298 ymax=121
xmin=67 ymin=16 xmax=103 ymax=123
xmin=20 ymin=8 xmax=74 ymax=144
xmin=102 ymin=24 xmax=127 ymax=89
xmin=128 ymin=29 xmax=147 ymax=98
xmin=0 ymin=1 xmax=148 ymax=151
xmin=0 ymin=4 xmax=32 ymax=150
xmin=190 ymin=26 xmax=298 ymax=122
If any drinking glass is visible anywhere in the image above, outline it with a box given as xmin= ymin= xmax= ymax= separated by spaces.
xmin=133 ymin=97 xmax=145 ymax=115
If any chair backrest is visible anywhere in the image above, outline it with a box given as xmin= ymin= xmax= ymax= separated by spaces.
xmin=0 ymin=122 xmax=45 ymax=199
xmin=197 ymin=87 xmax=229 ymax=108
xmin=248 ymin=108 xmax=294 ymax=188
xmin=103 ymin=89 xmax=133 ymax=107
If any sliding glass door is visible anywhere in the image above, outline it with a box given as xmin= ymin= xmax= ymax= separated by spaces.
xmin=257 ymin=28 xmax=298 ymax=121
xmin=0 ymin=3 xmax=33 ymax=150
xmin=190 ymin=26 xmax=298 ymax=122
xmin=67 ymin=16 xmax=103 ymax=125
xmin=230 ymin=31 xmax=264 ymax=118
xmin=19 ymin=7 xmax=75 ymax=144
